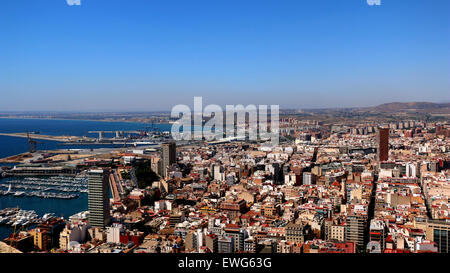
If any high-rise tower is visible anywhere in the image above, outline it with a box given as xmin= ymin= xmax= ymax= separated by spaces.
xmin=161 ymin=142 xmax=176 ymax=178
xmin=376 ymin=127 xmax=389 ymax=164
xmin=88 ymin=169 xmax=111 ymax=227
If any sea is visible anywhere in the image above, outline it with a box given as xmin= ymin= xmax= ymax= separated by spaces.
xmin=0 ymin=118 xmax=172 ymax=239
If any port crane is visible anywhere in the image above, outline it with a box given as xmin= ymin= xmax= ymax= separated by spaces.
xmin=27 ymin=132 xmax=42 ymax=153
xmin=88 ymin=130 xmax=142 ymax=140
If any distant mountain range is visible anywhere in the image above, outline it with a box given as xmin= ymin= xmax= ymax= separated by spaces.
xmin=370 ymin=102 xmax=450 ymax=112
xmin=295 ymin=102 xmax=450 ymax=118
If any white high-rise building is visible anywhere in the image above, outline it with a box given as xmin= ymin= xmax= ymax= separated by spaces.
xmin=106 ymin=224 xmax=124 ymax=244
xmin=303 ymin=172 xmax=313 ymax=185
xmin=406 ymin=162 xmax=417 ymax=178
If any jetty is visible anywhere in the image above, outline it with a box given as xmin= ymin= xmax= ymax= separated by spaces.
xmin=0 ymin=132 xmax=95 ymax=142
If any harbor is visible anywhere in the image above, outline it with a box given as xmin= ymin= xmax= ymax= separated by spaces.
xmin=0 ymin=207 xmax=56 ymax=228
xmin=0 ymin=130 xmax=168 ymax=147
xmin=0 ymin=132 xmax=94 ymax=143
xmin=0 ymin=174 xmax=89 ymax=240
xmin=0 ymin=189 xmax=88 ymax=240
xmin=0 ymin=176 xmax=87 ymax=200
xmin=0 ymin=118 xmax=169 ymax=241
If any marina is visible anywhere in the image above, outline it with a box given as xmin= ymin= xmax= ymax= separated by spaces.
xmin=0 ymin=118 xmax=168 ymax=240
xmin=0 ymin=176 xmax=87 ymax=200
xmin=0 ymin=207 xmax=56 ymax=228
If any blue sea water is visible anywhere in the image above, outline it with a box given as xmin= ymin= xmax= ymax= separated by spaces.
xmin=0 ymin=118 xmax=172 ymax=240
xmin=0 ymin=118 xmax=173 ymax=158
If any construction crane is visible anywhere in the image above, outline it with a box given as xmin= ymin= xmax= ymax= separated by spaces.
xmin=88 ymin=130 xmax=141 ymax=140
xmin=27 ymin=132 xmax=41 ymax=153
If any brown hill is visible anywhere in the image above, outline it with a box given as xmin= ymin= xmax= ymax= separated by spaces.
xmin=370 ymin=102 xmax=450 ymax=113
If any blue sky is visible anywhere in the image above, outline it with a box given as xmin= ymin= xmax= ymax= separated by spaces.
xmin=0 ymin=0 xmax=449 ymax=111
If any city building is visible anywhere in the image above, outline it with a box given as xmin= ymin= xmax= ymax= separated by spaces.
xmin=376 ymin=127 xmax=389 ymax=165
xmin=161 ymin=142 xmax=176 ymax=178
xmin=88 ymin=169 xmax=111 ymax=228
xmin=218 ymin=235 xmax=235 ymax=253
xmin=346 ymin=215 xmax=366 ymax=252
xmin=426 ymin=220 xmax=450 ymax=253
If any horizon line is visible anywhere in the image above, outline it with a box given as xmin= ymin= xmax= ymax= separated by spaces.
xmin=0 ymin=100 xmax=449 ymax=114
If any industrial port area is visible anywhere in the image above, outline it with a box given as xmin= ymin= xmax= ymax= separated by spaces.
xmin=0 ymin=129 xmax=169 ymax=147
xmin=0 ymin=127 xmax=175 ymax=233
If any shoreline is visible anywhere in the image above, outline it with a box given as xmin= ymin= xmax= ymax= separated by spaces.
xmin=0 ymin=118 xmax=172 ymax=164
xmin=0 ymin=116 xmax=172 ymax=126
xmin=0 ymin=132 xmax=92 ymax=143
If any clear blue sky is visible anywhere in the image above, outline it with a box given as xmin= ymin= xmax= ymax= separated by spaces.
xmin=0 ymin=0 xmax=449 ymax=111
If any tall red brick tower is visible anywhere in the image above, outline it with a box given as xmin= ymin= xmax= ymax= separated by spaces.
xmin=377 ymin=127 xmax=389 ymax=164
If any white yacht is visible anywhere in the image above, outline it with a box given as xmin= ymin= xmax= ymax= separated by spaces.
xmin=42 ymin=213 xmax=55 ymax=221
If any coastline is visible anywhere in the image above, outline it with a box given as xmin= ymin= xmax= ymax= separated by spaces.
xmin=0 ymin=116 xmax=172 ymax=126
xmin=0 ymin=118 xmax=172 ymax=163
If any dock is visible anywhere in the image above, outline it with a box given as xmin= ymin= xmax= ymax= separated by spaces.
xmin=3 ymin=165 xmax=77 ymax=176
xmin=0 ymin=132 xmax=95 ymax=142
xmin=0 ymin=152 xmax=33 ymax=163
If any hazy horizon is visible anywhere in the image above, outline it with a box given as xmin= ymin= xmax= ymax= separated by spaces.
xmin=0 ymin=100 xmax=449 ymax=114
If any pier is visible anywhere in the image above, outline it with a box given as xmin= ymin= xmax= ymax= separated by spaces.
xmin=0 ymin=176 xmax=87 ymax=200
xmin=0 ymin=208 xmax=59 ymax=228
xmin=4 ymin=165 xmax=77 ymax=177
xmin=0 ymin=132 xmax=95 ymax=142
